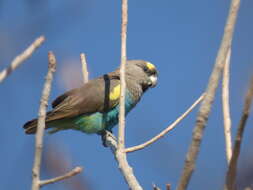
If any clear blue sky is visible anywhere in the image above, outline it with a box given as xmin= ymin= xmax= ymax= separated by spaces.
xmin=0 ymin=0 xmax=253 ymax=190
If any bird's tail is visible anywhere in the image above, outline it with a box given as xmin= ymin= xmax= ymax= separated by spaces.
xmin=23 ymin=111 xmax=53 ymax=134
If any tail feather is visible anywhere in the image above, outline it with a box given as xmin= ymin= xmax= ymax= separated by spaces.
xmin=23 ymin=111 xmax=53 ymax=134
xmin=23 ymin=118 xmax=39 ymax=134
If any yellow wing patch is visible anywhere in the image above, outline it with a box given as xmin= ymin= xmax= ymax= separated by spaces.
xmin=109 ymin=85 xmax=121 ymax=100
xmin=146 ymin=62 xmax=155 ymax=70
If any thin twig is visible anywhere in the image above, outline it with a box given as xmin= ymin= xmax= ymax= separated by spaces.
xmin=176 ymin=0 xmax=241 ymax=189
xmin=125 ymin=94 xmax=204 ymax=153
xmin=222 ymin=48 xmax=232 ymax=164
xmin=80 ymin=53 xmax=89 ymax=84
xmin=32 ymin=52 xmax=56 ymax=190
xmin=116 ymin=0 xmax=143 ymax=190
xmin=44 ymin=144 xmax=87 ymax=190
xmin=166 ymin=184 xmax=171 ymax=190
xmin=152 ymin=183 xmax=161 ymax=190
xmin=225 ymin=76 xmax=253 ymax=190
xmin=0 ymin=36 xmax=45 ymax=83
xmin=40 ymin=167 xmax=83 ymax=187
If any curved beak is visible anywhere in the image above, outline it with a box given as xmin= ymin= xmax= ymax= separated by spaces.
xmin=148 ymin=75 xmax=158 ymax=88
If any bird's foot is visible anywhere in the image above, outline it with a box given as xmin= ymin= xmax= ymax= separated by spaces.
xmin=101 ymin=130 xmax=117 ymax=147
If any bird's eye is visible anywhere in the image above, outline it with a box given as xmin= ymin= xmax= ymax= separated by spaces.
xmin=143 ymin=66 xmax=157 ymax=77
xmin=143 ymin=66 xmax=149 ymax=72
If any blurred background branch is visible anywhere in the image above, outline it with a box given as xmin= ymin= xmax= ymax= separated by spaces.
xmin=222 ymin=48 xmax=232 ymax=164
xmin=177 ymin=0 xmax=241 ymax=189
xmin=0 ymin=36 xmax=45 ymax=83
xmin=225 ymin=76 xmax=253 ymax=190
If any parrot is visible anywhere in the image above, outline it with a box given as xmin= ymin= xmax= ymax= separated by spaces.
xmin=23 ymin=60 xmax=158 ymax=138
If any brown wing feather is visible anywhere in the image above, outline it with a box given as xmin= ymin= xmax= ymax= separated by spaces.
xmin=52 ymin=88 xmax=78 ymax=108
xmin=49 ymin=74 xmax=120 ymax=121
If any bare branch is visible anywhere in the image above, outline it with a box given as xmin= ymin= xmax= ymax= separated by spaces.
xmin=44 ymin=144 xmax=87 ymax=189
xmin=152 ymin=183 xmax=161 ymax=190
xmin=103 ymin=131 xmax=143 ymax=190
xmin=0 ymin=36 xmax=45 ymax=83
xmin=225 ymin=76 xmax=253 ymax=190
xmin=116 ymin=0 xmax=143 ymax=189
xmin=166 ymin=184 xmax=171 ymax=190
xmin=40 ymin=167 xmax=83 ymax=187
xmin=125 ymin=94 xmax=204 ymax=153
xmin=118 ymin=0 xmax=128 ymax=150
xmin=222 ymin=48 xmax=232 ymax=164
xmin=80 ymin=53 xmax=89 ymax=84
xmin=176 ymin=0 xmax=241 ymax=189
xmin=32 ymin=51 xmax=56 ymax=190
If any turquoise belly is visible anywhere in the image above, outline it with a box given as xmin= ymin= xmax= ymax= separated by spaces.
xmin=73 ymin=92 xmax=135 ymax=134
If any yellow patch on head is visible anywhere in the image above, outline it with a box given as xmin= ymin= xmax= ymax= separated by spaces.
xmin=109 ymin=85 xmax=121 ymax=100
xmin=146 ymin=62 xmax=155 ymax=71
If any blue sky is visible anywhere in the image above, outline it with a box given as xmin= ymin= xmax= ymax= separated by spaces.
xmin=0 ymin=0 xmax=253 ymax=190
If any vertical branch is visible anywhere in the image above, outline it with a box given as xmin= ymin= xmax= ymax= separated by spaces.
xmin=118 ymin=0 xmax=128 ymax=149
xmin=225 ymin=76 xmax=253 ymax=190
xmin=166 ymin=184 xmax=171 ymax=190
xmin=176 ymin=0 xmax=241 ymax=189
xmin=32 ymin=52 xmax=56 ymax=190
xmin=116 ymin=0 xmax=143 ymax=190
xmin=80 ymin=53 xmax=89 ymax=84
xmin=222 ymin=48 xmax=233 ymax=163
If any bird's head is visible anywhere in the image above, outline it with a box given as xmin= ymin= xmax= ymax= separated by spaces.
xmin=125 ymin=60 xmax=158 ymax=92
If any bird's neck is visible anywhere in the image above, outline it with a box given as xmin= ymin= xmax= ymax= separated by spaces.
xmin=126 ymin=79 xmax=143 ymax=104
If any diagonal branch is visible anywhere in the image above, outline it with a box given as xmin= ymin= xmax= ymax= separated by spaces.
xmin=40 ymin=166 xmax=83 ymax=187
xmin=152 ymin=183 xmax=161 ymax=190
xmin=32 ymin=52 xmax=56 ymax=190
xmin=176 ymin=0 xmax=241 ymax=189
xmin=0 ymin=36 xmax=45 ymax=83
xmin=222 ymin=48 xmax=233 ymax=164
xmin=125 ymin=94 xmax=204 ymax=153
xmin=225 ymin=76 xmax=253 ymax=190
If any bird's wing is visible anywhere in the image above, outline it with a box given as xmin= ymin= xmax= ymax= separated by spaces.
xmin=51 ymin=88 xmax=78 ymax=108
xmin=47 ymin=74 xmax=121 ymax=121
